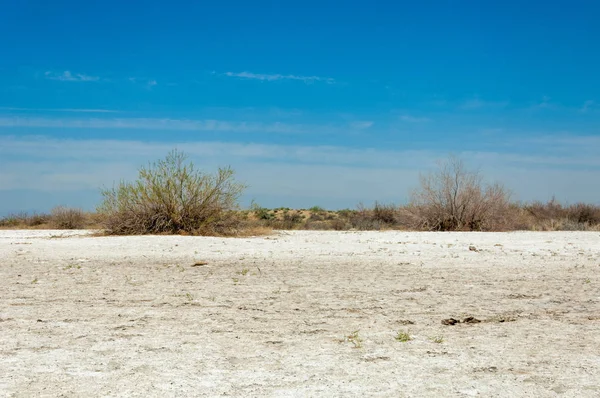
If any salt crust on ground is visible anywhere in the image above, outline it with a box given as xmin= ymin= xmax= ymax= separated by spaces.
xmin=1 ymin=230 xmax=599 ymax=397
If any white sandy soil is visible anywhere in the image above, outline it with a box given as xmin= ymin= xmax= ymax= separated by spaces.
xmin=1 ymin=230 xmax=599 ymax=397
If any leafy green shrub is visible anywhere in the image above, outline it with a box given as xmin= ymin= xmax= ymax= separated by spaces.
xmin=97 ymin=150 xmax=246 ymax=235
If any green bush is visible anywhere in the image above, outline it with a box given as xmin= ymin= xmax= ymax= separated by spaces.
xmin=97 ymin=150 xmax=246 ymax=235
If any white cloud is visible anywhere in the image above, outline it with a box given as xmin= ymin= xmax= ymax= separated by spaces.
xmin=44 ymin=71 xmax=100 ymax=82
xmin=223 ymin=71 xmax=335 ymax=84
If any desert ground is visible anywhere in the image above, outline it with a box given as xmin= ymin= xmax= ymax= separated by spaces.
xmin=1 ymin=230 xmax=599 ymax=397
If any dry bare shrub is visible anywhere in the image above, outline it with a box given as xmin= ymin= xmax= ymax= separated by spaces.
xmin=566 ymin=203 xmax=600 ymax=225
xmin=372 ymin=202 xmax=399 ymax=225
xmin=522 ymin=199 xmax=600 ymax=231
xmin=27 ymin=212 xmax=52 ymax=226
xmin=50 ymin=206 xmax=86 ymax=229
xmin=97 ymin=150 xmax=247 ymax=236
xmin=330 ymin=218 xmax=351 ymax=230
xmin=303 ymin=220 xmax=334 ymax=230
xmin=0 ymin=214 xmax=23 ymax=228
xmin=0 ymin=212 xmax=52 ymax=228
xmin=274 ymin=212 xmax=305 ymax=229
xmin=349 ymin=204 xmax=382 ymax=230
xmin=407 ymin=156 xmax=511 ymax=231
xmin=525 ymin=198 xmax=565 ymax=221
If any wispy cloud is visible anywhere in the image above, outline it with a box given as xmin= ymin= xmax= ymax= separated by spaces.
xmin=128 ymin=77 xmax=159 ymax=89
xmin=222 ymin=71 xmax=335 ymax=84
xmin=0 ymin=107 xmax=118 ymax=113
xmin=580 ymin=100 xmax=596 ymax=113
xmin=2 ymin=136 xmax=600 ymax=209
xmin=528 ymin=95 xmax=560 ymax=111
xmin=0 ymin=116 xmax=319 ymax=134
xmin=349 ymin=121 xmax=374 ymax=129
xmin=44 ymin=71 xmax=100 ymax=82
xmin=399 ymin=115 xmax=430 ymax=123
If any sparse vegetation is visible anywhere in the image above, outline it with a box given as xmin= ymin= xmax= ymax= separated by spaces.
xmin=2 ymin=154 xmax=599 ymax=233
xmin=345 ymin=330 xmax=363 ymax=349
xmin=97 ymin=150 xmax=247 ymax=236
xmin=395 ymin=330 xmax=413 ymax=343
xmin=50 ymin=206 xmax=86 ymax=229
xmin=406 ymin=156 xmax=512 ymax=231
xmin=430 ymin=336 xmax=444 ymax=344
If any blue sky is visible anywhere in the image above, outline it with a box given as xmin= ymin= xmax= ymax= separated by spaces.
xmin=1 ymin=0 xmax=599 ymax=214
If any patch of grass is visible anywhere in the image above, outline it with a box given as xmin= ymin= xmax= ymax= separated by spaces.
xmin=429 ymin=335 xmax=444 ymax=344
xmin=31 ymin=277 xmax=38 ymax=284
xmin=240 ymin=268 xmax=249 ymax=276
xmin=185 ymin=292 xmax=194 ymax=301
xmin=345 ymin=330 xmax=363 ymax=349
xmin=63 ymin=264 xmax=81 ymax=270
xmin=395 ymin=330 xmax=413 ymax=343
xmin=232 ymin=278 xmax=239 ymax=284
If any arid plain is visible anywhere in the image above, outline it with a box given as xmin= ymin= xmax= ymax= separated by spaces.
xmin=1 ymin=230 xmax=599 ymax=397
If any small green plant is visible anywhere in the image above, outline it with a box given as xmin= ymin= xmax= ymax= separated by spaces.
xmin=346 ymin=330 xmax=363 ymax=349
xmin=429 ymin=336 xmax=444 ymax=344
xmin=309 ymin=205 xmax=325 ymax=212
xmin=63 ymin=264 xmax=81 ymax=270
xmin=395 ymin=330 xmax=412 ymax=343
xmin=240 ymin=268 xmax=249 ymax=276
xmin=585 ymin=278 xmax=591 ymax=284
xmin=232 ymin=278 xmax=239 ymax=284
xmin=185 ymin=292 xmax=194 ymax=301
xmin=31 ymin=277 xmax=38 ymax=284
xmin=251 ymin=201 xmax=275 ymax=220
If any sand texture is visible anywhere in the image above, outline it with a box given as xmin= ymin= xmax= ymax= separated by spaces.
xmin=1 ymin=230 xmax=599 ymax=397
